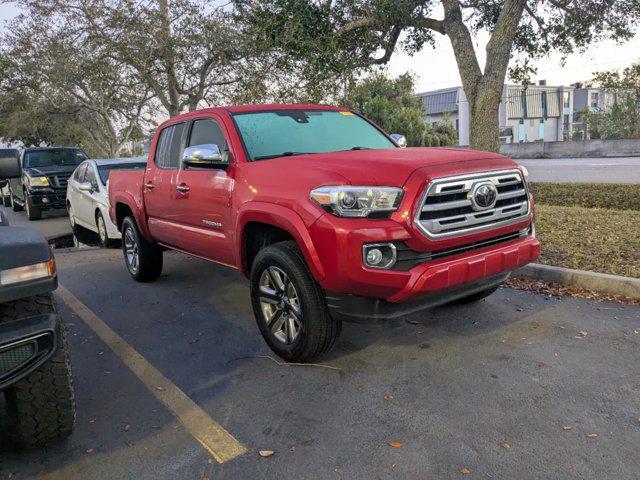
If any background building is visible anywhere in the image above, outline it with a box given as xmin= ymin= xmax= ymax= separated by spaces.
xmin=417 ymin=82 xmax=575 ymax=145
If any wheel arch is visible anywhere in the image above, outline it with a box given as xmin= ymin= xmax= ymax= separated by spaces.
xmin=236 ymin=203 xmax=325 ymax=281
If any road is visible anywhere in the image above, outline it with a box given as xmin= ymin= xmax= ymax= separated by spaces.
xmin=1 ymin=204 xmax=71 ymax=240
xmin=1 ymin=248 xmax=638 ymax=479
xmin=517 ymin=157 xmax=640 ymax=184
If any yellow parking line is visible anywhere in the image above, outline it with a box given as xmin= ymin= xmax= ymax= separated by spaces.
xmin=57 ymin=285 xmax=247 ymax=463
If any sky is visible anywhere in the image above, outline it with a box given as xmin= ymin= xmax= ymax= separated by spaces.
xmin=1 ymin=1 xmax=639 ymax=93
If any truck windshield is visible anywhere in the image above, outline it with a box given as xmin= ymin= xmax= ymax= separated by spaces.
xmin=23 ymin=149 xmax=87 ymax=168
xmin=232 ymin=110 xmax=396 ymax=161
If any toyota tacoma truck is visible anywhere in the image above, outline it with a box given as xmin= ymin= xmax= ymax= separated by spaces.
xmin=0 ymin=150 xmax=76 ymax=445
xmin=109 ymin=104 xmax=540 ymax=362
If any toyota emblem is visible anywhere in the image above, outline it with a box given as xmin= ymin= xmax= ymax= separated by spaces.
xmin=469 ymin=182 xmax=498 ymax=210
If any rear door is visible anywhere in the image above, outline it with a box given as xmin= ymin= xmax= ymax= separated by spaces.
xmin=172 ymin=116 xmax=235 ymax=265
xmin=144 ymin=122 xmax=186 ymax=246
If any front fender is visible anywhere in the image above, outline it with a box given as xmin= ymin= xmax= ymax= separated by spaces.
xmin=236 ymin=202 xmax=325 ymax=281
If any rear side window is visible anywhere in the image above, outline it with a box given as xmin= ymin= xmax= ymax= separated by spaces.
xmin=155 ymin=123 xmax=186 ymax=169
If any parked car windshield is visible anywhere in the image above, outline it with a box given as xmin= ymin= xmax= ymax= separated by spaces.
xmin=97 ymin=162 xmax=147 ymax=185
xmin=232 ymin=109 xmax=396 ymax=161
xmin=23 ymin=148 xmax=87 ymax=168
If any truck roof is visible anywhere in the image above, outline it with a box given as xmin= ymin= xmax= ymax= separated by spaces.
xmin=161 ymin=104 xmax=346 ymax=128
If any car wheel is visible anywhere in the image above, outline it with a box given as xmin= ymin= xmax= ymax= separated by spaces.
xmin=2 ymin=193 xmax=10 ymax=208
xmin=121 ymin=216 xmax=163 ymax=282
xmin=250 ymin=241 xmax=341 ymax=362
xmin=12 ymin=195 xmax=22 ymax=212
xmin=25 ymin=194 xmax=41 ymax=220
xmin=449 ymin=286 xmax=500 ymax=304
xmin=67 ymin=203 xmax=79 ymax=233
xmin=96 ymin=211 xmax=111 ymax=248
xmin=2 ymin=294 xmax=76 ymax=446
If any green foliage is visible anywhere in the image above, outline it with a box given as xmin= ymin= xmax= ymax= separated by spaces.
xmin=342 ymin=73 xmax=457 ymax=147
xmin=583 ymin=64 xmax=640 ymax=140
xmin=529 ymin=182 xmax=640 ymax=211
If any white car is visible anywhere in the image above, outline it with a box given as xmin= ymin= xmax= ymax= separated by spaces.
xmin=66 ymin=157 xmax=147 ymax=246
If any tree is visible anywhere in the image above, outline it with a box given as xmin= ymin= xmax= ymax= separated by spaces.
xmin=343 ymin=72 xmax=457 ymax=146
xmin=584 ymin=63 xmax=640 ymax=139
xmin=237 ymin=0 xmax=639 ymax=152
xmin=16 ymin=0 xmax=267 ymax=118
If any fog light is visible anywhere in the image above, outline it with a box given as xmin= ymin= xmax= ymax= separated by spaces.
xmin=41 ymin=197 xmax=49 ymax=204
xmin=366 ymin=248 xmax=383 ymax=265
xmin=362 ymin=243 xmax=397 ymax=269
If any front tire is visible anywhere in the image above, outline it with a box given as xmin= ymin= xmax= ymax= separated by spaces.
xmin=12 ymin=195 xmax=22 ymax=212
xmin=2 ymin=294 xmax=76 ymax=446
xmin=25 ymin=194 xmax=41 ymax=220
xmin=121 ymin=216 xmax=163 ymax=282
xmin=250 ymin=241 xmax=341 ymax=362
xmin=96 ymin=211 xmax=111 ymax=248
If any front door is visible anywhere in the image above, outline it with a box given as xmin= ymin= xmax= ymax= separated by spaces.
xmin=144 ymin=122 xmax=186 ymax=246
xmin=172 ymin=116 xmax=235 ymax=265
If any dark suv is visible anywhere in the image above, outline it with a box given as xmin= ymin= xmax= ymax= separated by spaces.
xmin=8 ymin=147 xmax=88 ymax=220
xmin=0 ymin=149 xmax=76 ymax=445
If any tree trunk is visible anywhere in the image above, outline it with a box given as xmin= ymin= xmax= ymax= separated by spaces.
xmin=468 ymin=91 xmax=501 ymax=152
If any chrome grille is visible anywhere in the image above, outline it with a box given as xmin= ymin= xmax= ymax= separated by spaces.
xmin=415 ymin=169 xmax=530 ymax=239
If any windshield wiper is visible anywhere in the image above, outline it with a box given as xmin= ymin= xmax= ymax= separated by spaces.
xmin=337 ymin=146 xmax=371 ymax=151
xmin=254 ymin=151 xmax=311 ymax=161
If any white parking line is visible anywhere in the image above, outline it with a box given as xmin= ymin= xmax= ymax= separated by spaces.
xmin=57 ymin=285 xmax=247 ymax=463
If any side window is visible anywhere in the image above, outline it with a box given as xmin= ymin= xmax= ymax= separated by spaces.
xmin=154 ymin=123 xmax=186 ymax=169
xmin=75 ymin=163 xmax=87 ymax=181
xmin=188 ymin=118 xmax=229 ymax=163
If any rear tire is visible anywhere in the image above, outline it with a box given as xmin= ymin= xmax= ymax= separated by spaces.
xmin=25 ymin=195 xmax=41 ymax=220
xmin=2 ymin=193 xmax=10 ymax=207
xmin=450 ymin=286 xmax=500 ymax=304
xmin=121 ymin=216 xmax=163 ymax=282
xmin=250 ymin=241 xmax=341 ymax=362
xmin=2 ymin=294 xmax=76 ymax=446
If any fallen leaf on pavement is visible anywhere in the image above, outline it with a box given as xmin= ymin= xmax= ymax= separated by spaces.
xmin=123 ymin=424 xmax=131 ymax=432
xmin=563 ymin=426 xmax=572 ymax=431
xmin=259 ymin=450 xmax=275 ymax=457
xmin=586 ymin=433 xmax=598 ymax=438
xmin=207 ymin=458 xmax=212 ymax=464
xmin=460 ymin=467 xmax=470 ymax=474
xmin=575 ymin=331 xmax=588 ymax=338
xmin=85 ymin=448 xmax=94 ymax=455
xmin=388 ymin=442 xmax=402 ymax=447
xmin=501 ymin=442 xmax=511 ymax=449
xmin=289 ymin=446 xmax=296 ymax=452
xmin=384 ymin=394 xmax=394 ymax=401
xmin=155 ymin=386 xmax=166 ymax=391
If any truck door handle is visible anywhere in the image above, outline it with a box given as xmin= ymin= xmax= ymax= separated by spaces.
xmin=144 ymin=182 xmax=155 ymax=189
xmin=176 ymin=184 xmax=190 ymax=192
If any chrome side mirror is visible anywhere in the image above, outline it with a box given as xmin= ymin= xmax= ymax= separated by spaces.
xmin=183 ymin=144 xmax=229 ymax=169
xmin=78 ymin=182 xmax=93 ymax=192
xmin=390 ymin=134 xmax=407 ymax=148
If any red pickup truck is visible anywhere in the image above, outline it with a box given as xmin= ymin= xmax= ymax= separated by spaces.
xmin=109 ymin=104 xmax=540 ymax=361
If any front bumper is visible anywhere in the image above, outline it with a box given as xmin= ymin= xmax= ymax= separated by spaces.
xmin=27 ymin=189 xmax=67 ymax=210
xmin=0 ymin=313 xmax=59 ymax=391
xmin=0 ymin=274 xmax=58 ymax=303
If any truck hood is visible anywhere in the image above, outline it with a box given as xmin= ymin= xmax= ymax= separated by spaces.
xmin=24 ymin=164 xmax=78 ymax=177
xmin=271 ymin=147 xmax=510 ymax=186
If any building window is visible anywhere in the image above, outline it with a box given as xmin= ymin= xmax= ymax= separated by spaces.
xmin=455 ymin=119 xmax=459 ymax=132
xmin=590 ymin=92 xmax=599 ymax=108
xmin=563 ymin=114 xmax=570 ymax=130
xmin=563 ymin=92 xmax=570 ymax=109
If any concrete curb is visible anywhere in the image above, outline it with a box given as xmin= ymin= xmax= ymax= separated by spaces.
xmin=514 ymin=263 xmax=640 ymax=300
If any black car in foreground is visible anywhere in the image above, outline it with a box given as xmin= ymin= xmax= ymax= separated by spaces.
xmin=0 ymin=150 xmax=76 ymax=446
xmin=7 ymin=147 xmax=87 ymax=220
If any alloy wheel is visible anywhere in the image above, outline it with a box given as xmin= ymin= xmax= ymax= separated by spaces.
xmin=123 ymin=226 xmax=139 ymax=273
xmin=98 ymin=216 xmax=107 ymax=244
xmin=259 ymin=266 xmax=302 ymax=345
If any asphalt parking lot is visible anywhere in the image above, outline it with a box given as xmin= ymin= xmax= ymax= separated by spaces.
xmin=1 ymin=247 xmax=639 ymax=479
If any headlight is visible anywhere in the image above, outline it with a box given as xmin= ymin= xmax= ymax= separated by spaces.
xmin=310 ymin=186 xmax=403 ymax=218
xmin=0 ymin=258 xmax=56 ymax=286
xmin=27 ymin=176 xmax=50 ymax=187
